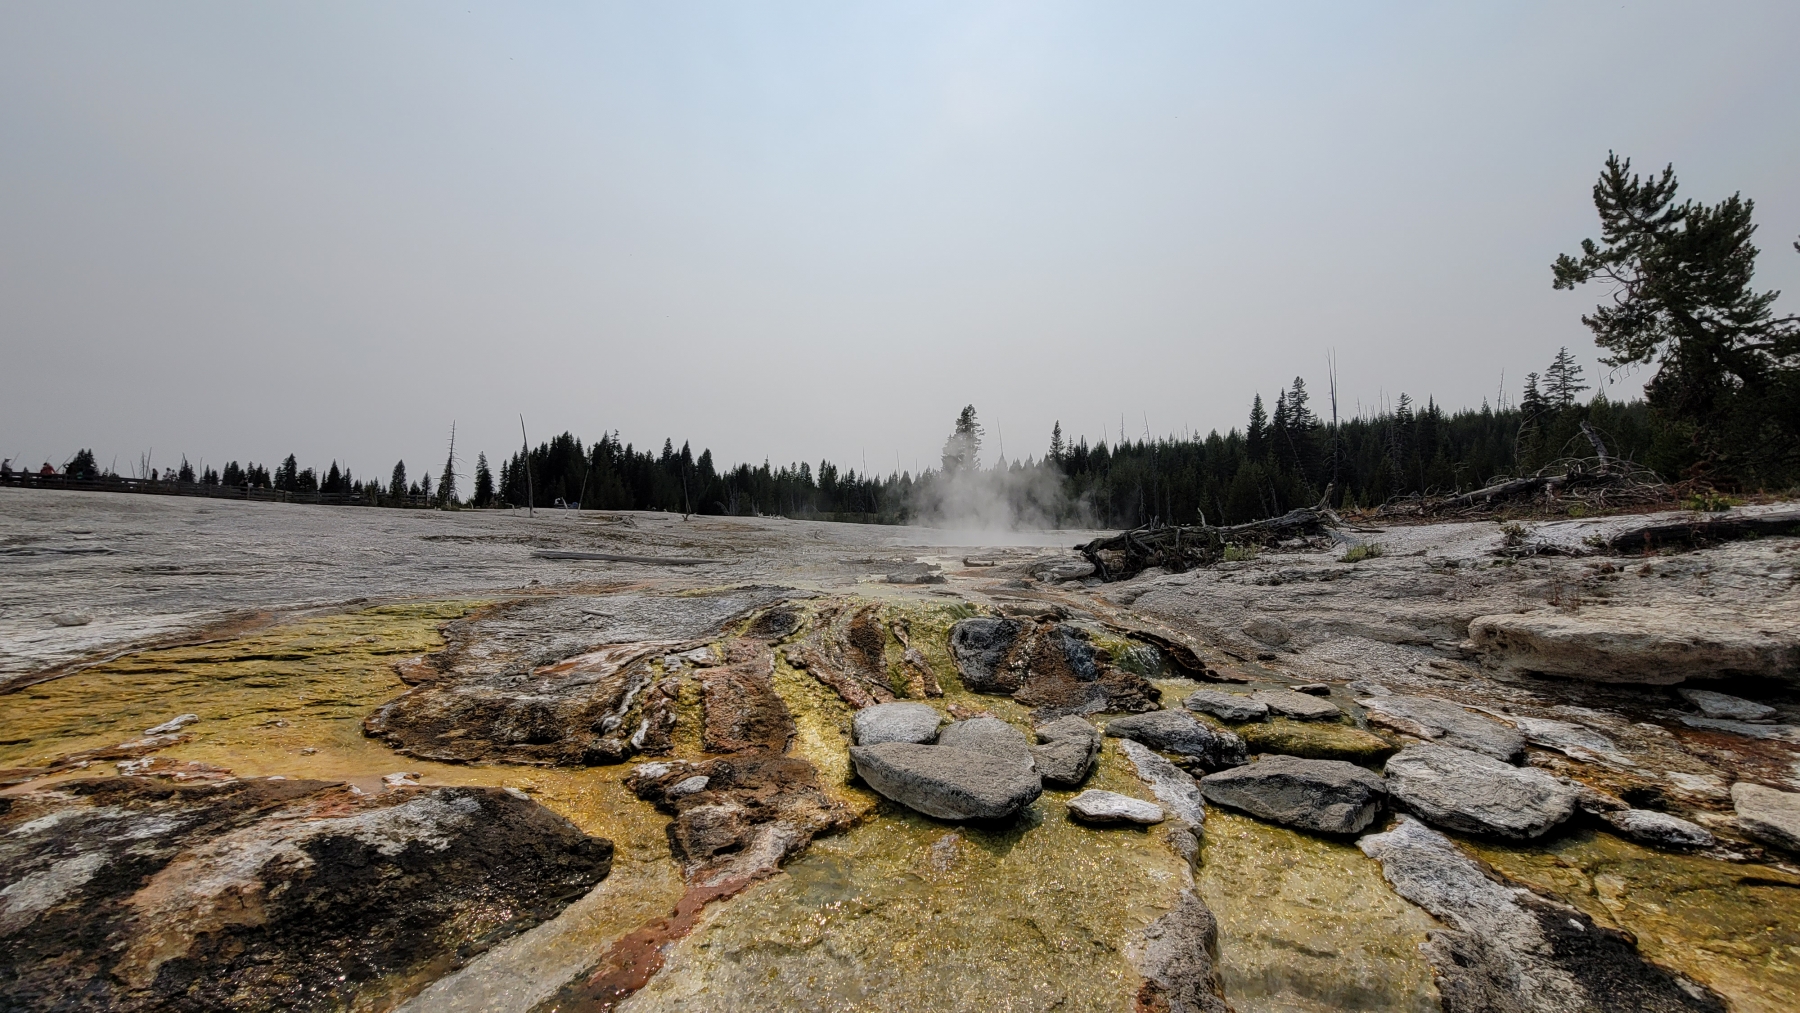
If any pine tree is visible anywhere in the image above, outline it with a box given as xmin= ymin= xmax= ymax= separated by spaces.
xmin=1049 ymin=421 xmax=1065 ymax=463
xmin=389 ymin=461 xmax=407 ymax=500
xmin=1246 ymin=395 xmax=1268 ymax=462
xmin=473 ymin=452 xmax=494 ymax=507
xmin=1520 ymin=373 xmax=1547 ymax=420
xmin=437 ymin=422 xmax=458 ymax=507
xmin=940 ymin=405 xmax=983 ymax=474
xmin=1544 ymin=348 xmax=1589 ymax=411
xmin=275 ymin=455 xmax=299 ymax=492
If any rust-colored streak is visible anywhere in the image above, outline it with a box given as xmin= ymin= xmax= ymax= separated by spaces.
xmin=543 ymin=873 xmax=768 ymax=1012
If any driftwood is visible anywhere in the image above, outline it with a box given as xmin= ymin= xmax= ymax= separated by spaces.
xmin=1381 ymin=457 xmax=1668 ymax=519
xmin=1603 ymin=508 xmax=1800 ymax=554
xmin=1077 ymin=504 xmax=1338 ymax=582
xmin=533 ymin=550 xmax=718 ymax=566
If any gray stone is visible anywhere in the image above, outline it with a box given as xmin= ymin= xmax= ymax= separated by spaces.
xmin=1731 ymin=782 xmax=1800 ymax=852
xmin=1183 ymin=689 xmax=1268 ymax=723
xmin=1066 ymin=789 xmax=1164 ymax=825
xmin=849 ymin=742 xmax=1042 ymax=821
xmin=1031 ymin=716 xmax=1099 ymax=787
xmin=1251 ymin=688 xmax=1342 ymax=722
xmin=1562 ymin=778 xmax=1629 ymax=814
xmin=936 ymin=717 xmax=1036 ymax=772
xmin=1133 ymin=890 xmax=1231 ymax=1013
xmin=946 ymin=617 xmax=1029 ymax=692
xmin=1507 ymin=714 xmax=1617 ymax=758
xmin=1118 ymin=738 xmax=1205 ymax=828
xmin=1675 ymin=716 xmax=1800 ymax=741
xmin=1199 ymin=755 xmax=1387 ymax=834
xmin=1384 ymin=743 xmax=1578 ymax=839
xmin=1601 ymin=809 xmax=1715 ymax=849
xmin=1105 ymin=710 xmax=1246 ymax=769
xmin=1242 ymin=617 xmax=1293 ymax=646
xmin=1358 ymin=694 xmax=1527 ymax=761
xmin=851 ymin=702 xmax=943 ymax=746
xmin=1678 ymin=688 xmax=1777 ymax=722
xmin=1359 ymin=817 xmax=1723 ymax=1013
xmin=1291 ymin=683 xmax=1332 ymax=696
xmin=144 ymin=713 xmax=199 ymax=735
xmin=1469 ymin=606 xmax=1800 ymax=685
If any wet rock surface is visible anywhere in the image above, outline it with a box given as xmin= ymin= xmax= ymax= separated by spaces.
xmin=948 ymin=616 xmax=1160 ymax=717
xmin=1386 ymin=742 xmax=1579 ymax=839
xmin=627 ymin=753 xmax=852 ymax=885
xmin=1601 ymin=808 xmax=1716 ymax=849
xmin=1250 ymin=687 xmax=1343 ymax=721
xmin=362 ymin=589 xmax=790 ymax=765
xmin=1470 ymin=606 xmax=1800 ymax=685
xmin=1134 ymin=890 xmax=1232 ymax=1013
xmin=849 ymin=742 xmax=1042 ymax=821
xmin=1235 ymin=716 xmax=1399 ymax=764
xmin=935 ymin=716 xmax=1036 ymax=771
xmin=1184 ymin=687 xmax=1269 ymax=722
xmin=1106 ymin=709 xmax=1247 ymax=770
xmin=1360 ymin=818 xmax=1725 ymax=1013
xmin=1119 ymin=738 xmax=1207 ymax=829
xmin=1067 ymin=788 xmax=1164 ymax=824
xmin=1731 ymin=782 xmax=1800 ymax=852
xmin=1031 ymin=714 xmax=1100 ymax=786
xmin=1200 ymin=755 xmax=1387 ymax=834
xmin=0 ymin=775 xmax=611 ymax=1012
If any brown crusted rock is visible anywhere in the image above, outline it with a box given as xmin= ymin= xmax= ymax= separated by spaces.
xmin=0 ymin=776 xmax=611 ymax=1012
xmin=628 ymin=753 xmax=853 ymax=883
xmin=1134 ymin=889 xmax=1231 ymax=1013
xmin=698 ymin=640 xmax=793 ymax=754
xmin=949 ymin=618 xmax=1160 ymax=718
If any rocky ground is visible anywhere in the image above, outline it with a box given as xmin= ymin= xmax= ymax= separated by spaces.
xmin=3 ymin=487 xmax=1798 ymax=1013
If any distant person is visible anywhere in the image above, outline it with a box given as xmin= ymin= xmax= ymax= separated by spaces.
xmin=40 ymin=462 xmax=55 ymax=475
xmin=0 ymin=459 xmax=11 ymax=477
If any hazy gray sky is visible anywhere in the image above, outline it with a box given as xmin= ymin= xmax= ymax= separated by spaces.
xmin=4 ymin=2 xmax=1797 ymax=481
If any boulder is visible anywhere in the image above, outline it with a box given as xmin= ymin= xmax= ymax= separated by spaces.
xmin=1133 ymin=890 xmax=1231 ymax=1013
xmin=936 ymin=717 xmax=1036 ymax=772
xmin=1506 ymin=715 xmax=1617 ymax=759
xmin=1731 ymin=782 xmax=1800 ymax=852
xmin=1251 ymin=688 xmax=1342 ymax=721
xmin=1384 ymin=743 xmax=1578 ymax=839
xmin=947 ymin=617 xmax=1160 ymax=717
xmin=1183 ymin=689 xmax=1268 ymax=723
xmin=947 ymin=617 xmax=1030 ymax=692
xmin=1357 ymin=694 xmax=1526 ymax=761
xmin=1600 ymin=809 xmax=1715 ymax=849
xmin=1234 ymin=718 xmax=1397 ymax=764
xmin=1118 ymin=738 xmax=1205 ymax=828
xmin=852 ymin=702 xmax=943 ymax=746
xmin=1468 ymin=606 xmax=1800 ymax=685
xmin=1031 ymin=716 xmax=1100 ymax=787
xmin=1106 ymin=710 xmax=1246 ymax=770
xmin=1199 ymin=756 xmax=1387 ymax=834
xmin=1359 ymin=818 xmax=1724 ymax=1013
xmin=1066 ymin=789 xmax=1165 ymax=825
xmin=849 ymin=743 xmax=1042 ymax=821
xmin=1678 ymin=688 xmax=1777 ymax=722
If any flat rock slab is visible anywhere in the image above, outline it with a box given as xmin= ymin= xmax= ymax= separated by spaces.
xmin=1731 ymin=782 xmax=1800 ymax=852
xmin=1357 ymin=694 xmax=1526 ymax=762
xmin=936 ymin=717 xmax=1037 ymax=772
xmin=849 ymin=742 xmax=1042 ymax=821
xmin=0 ymin=776 xmax=612 ymax=1012
xmin=1118 ymin=738 xmax=1206 ymax=829
xmin=1384 ymin=743 xmax=1578 ymax=839
xmin=1251 ymin=688 xmax=1343 ymax=721
xmin=1469 ymin=606 xmax=1800 ymax=685
xmin=1235 ymin=718 xmax=1397 ymax=764
xmin=1031 ymin=716 xmax=1100 ymax=787
xmin=1359 ymin=817 xmax=1724 ymax=1013
xmin=1184 ymin=689 xmax=1268 ymax=722
xmin=1601 ymin=808 xmax=1715 ymax=849
xmin=852 ymin=702 xmax=943 ymax=746
xmin=1066 ymin=789 xmax=1165 ymax=825
xmin=1200 ymin=755 xmax=1387 ymax=834
xmin=1105 ymin=709 xmax=1246 ymax=770
xmin=1678 ymin=688 xmax=1777 ymax=722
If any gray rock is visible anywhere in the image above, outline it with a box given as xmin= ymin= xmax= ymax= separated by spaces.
xmin=1133 ymin=890 xmax=1231 ymax=1013
xmin=1469 ymin=606 xmax=1800 ymax=685
xmin=849 ymin=743 xmax=1043 ymax=821
xmin=1118 ymin=738 xmax=1205 ymax=828
xmin=1242 ymin=617 xmax=1293 ymax=646
xmin=1601 ymin=809 xmax=1715 ymax=849
xmin=1199 ymin=755 xmax=1387 ymax=834
xmin=1562 ymin=778 xmax=1629 ymax=814
xmin=1675 ymin=716 xmax=1800 ymax=741
xmin=1678 ymin=688 xmax=1776 ymax=722
xmin=1731 ymin=782 xmax=1800 ymax=852
xmin=937 ymin=717 xmax=1036 ymax=772
xmin=1507 ymin=715 xmax=1617 ymax=758
xmin=851 ymin=702 xmax=943 ymax=746
xmin=1251 ymin=688 xmax=1342 ymax=721
xmin=144 ymin=713 xmax=199 ymax=735
xmin=1384 ymin=743 xmax=1578 ymax=839
xmin=1033 ymin=558 xmax=1096 ymax=582
xmin=1066 ymin=789 xmax=1164 ymax=825
xmin=1031 ymin=716 xmax=1100 ymax=787
xmin=1106 ymin=710 xmax=1246 ymax=769
xmin=1183 ymin=689 xmax=1268 ymax=723
xmin=1359 ymin=817 xmax=1723 ymax=1013
xmin=946 ymin=617 xmax=1029 ymax=692
xmin=1358 ymin=694 xmax=1527 ymax=761
xmin=1291 ymin=683 xmax=1332 ymax=696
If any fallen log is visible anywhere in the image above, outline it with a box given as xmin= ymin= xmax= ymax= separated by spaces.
xmin=533 ymin=550 xmax=719 ymax=565
xmin=1076 ymin=505 xmax=1338 ymax=582
xmin=1604 ymin=508 xmax=1800 ymax=554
